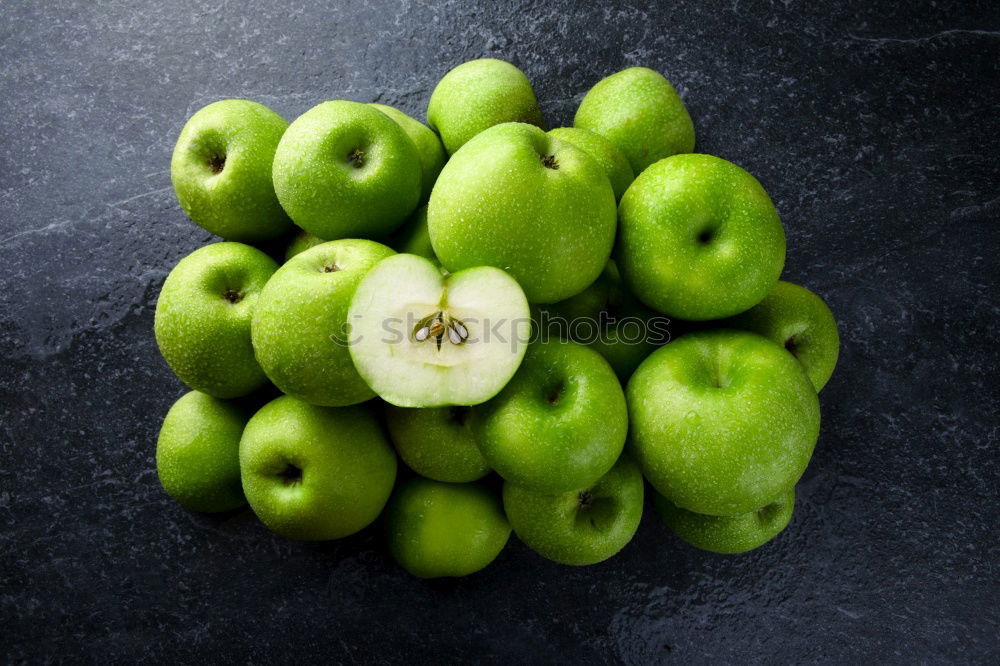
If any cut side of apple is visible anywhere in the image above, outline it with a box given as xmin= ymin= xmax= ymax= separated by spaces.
xmin=348 ymin=254 xmax=531 ymax=407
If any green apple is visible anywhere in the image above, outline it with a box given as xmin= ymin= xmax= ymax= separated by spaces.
xmin=427 ymin=58 xmax=545 ymax=155
xmin=156 ymin=390 xmax=247 ymax=512
xmin=428 ymin=122 xmax=617 ymax=304
xmin=251 ymin=239 xmax=395 ymax=406
xmin=502 ymin=454 xmax=643 ymax=565
xmin=574 ymin=67 xmax=695 ymax=174
xmin=284 ymin=229 xmax=325 ymax=261
xmin=239 ymin=396 xmax=397 ymax=540
xmin=155 ymin=242 xmax=277 ymax=398
xmin=170 ymin=100 xmax=293 ymax=242
xmin=348 ymin=253 xmax=530 ymax=407
xmin=385 ymin=478 xmax=510 ymax=578
xmin=272 ymin=101 xmax=421 ymax=240
xmin=386 ymin=205 xmax=436 ymax=262
xmin=369 ymin=104 xmax=446 ymax=204
xmin=726 ymin=281 xmax=839 ymax=391
xmin=472 ymin=340 xmax=627 ymax=493
xmin=628 ymin=329 xmax=819 ymax=516
xmin=617 ymin=153 xmax=786 ymax=320
xmin=547 ymin=127 xmax=634 ymax=201
xmin=653 ymin=486 xmax=796 ymax=554
xmin=384 ymin=405 xmax=489 ymax=482
xmin=539 ymin=261 xmax=667 ymax=380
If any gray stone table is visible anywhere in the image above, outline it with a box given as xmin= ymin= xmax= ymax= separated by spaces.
xmin=1 ymin=1 xmax=997 ymax=662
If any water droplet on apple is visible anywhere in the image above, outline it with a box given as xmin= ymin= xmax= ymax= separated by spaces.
xmin=685 ymin=410 xmax=699 ymax=424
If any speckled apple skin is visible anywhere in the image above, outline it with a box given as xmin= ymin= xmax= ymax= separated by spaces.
xmin=539 ymin=261 xmax=662 ymax=380
xmin=574 ymin=67 xmax=696 ymax=174
xmin=428 ymin=122 xmax=617 ymax=304
xmin=171 ymin=100 xmax=292 ymax=242
xmin=272 ymin=101 xmax=421 ymax=240
xmin=427 ymin=58 xmax=544 ymax=155
xmin=548 ymin=127 xmax=634 ymax=201
xmin=239 ymin=396 xmax=397 ymax=541
xmin=726 ymin=281 xmax=840 ymax=391
xmin=385 ymin=478 xmax=510 ymax=579
xmin=387 ymin=205 xmax=436 ymax=262
xmin=369 ymin=104 xmax=446 ymax=204
xmin=154 ymin=242 xmax=277 ymax=398
xmin=284 ymin=229 xmax=325 ymax=261
xmin=156 ymin=390 xmax=247 ymax=513
xmin=473 ymin=340 xmax=628 ymax=493
xmin=502 ymin=454 xmax=644 ymax=566
xmin=617 ymin=153 xmax=786 ymax=320
xmin=384 ymin=404 xmax=490 ymax=482
xmin=627 ymin=330 xmax=819 ymax=516
xmin=653 ymin=485 xmax=796 ymax=555
xmin=251 ymin=239 xmax=395 ymax=406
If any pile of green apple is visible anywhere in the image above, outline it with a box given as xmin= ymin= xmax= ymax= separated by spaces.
xmin=154 ymin=59 xmax=840 ymax=577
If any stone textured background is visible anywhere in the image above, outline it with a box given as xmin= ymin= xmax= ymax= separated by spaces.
xmin=1 ymin=1 xmax=997 ymax=662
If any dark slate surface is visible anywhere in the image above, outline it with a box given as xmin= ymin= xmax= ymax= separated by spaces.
xmin=1 ymin=1 xmax=997 ymax=662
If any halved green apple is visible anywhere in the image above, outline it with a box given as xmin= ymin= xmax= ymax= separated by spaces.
xmin=348 ymin=254 xmax=531 ymax=407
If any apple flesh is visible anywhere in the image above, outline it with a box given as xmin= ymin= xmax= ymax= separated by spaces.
xmin=627 ymin=329 xmax=819 ymax=516
xmin=348 ymin=253 xmax=531 ymax=407
xmin=428 ymin=122 xmax=617 ymax=304
xmin=384 ymin=404 xmax=490 ymax=482
xmin=156 ymin=390 xmax=247 ymax=513
xmin=574 ymin=67 xmax=695 ymax=174
xmin=154 ymin=242 xmax=277 ymax=398
xmin=171 ymin=99 xmax=292 ymax=242
xmin=239 ymin=396 xmax=397 ymax=541
xmin=653 ymin=486 xmax=796 ymax=554
xmin=502 ymin=454 xmax=644 ymax=566
xmin=473 ymin=341 xmax=628 ymax=493
xmin=617 ymin=153 xmax=786 ymax=320
xmin=726 ymin=280 xmax=840 ymax=391
xmin=272 ymin=100 xmax=421 ymax=241
xmin=385 ymin=478 xmax=511 ymax=578
xmin=427 ymin=58 xmax=545 ymax=155
xmin=251 ymin=239 xmax=395 ymax=406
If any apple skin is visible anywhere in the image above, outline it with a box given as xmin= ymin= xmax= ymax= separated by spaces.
xmin=272 ymin=101 xmax=421 ymax=241
xmin=428 ymin=122 xmax=617 ymax=304
xmin=547 ymin=127 xmax=634 ymax=201
xmin=171 ymin=100 xmax=293 ymax=242
xmin=627 ymin=329 xmax=819 ymax=516
xmin=155 ymin=242 xmax=277 ymax=398
xmin=386 ymin=205 xmax=436 ymax=262
xmin=427 ymin=58 xmax=545 ymax=155
xmin=473 ymin=340 xmax=628 ymax=493
xmin=617 ymin=153 xmax=786 ymax=320
xmin=502 ymin=454 xmax=644 ymax=566
xmin=284 ymin=229 xmax=325 ymax=261
xmin=574 ymin=67 xmax=696 ymax=174
xmin=653 ymin=486 xmax=796 ymax=554
xmin=725 ymin=281 xmax=839 ymax=391
xmin=156 ymin=390 xmax=247 ymax=512
xmin=384 ymin=405 xmax=489 ymax=482
xmin=384 ymin=478 xmax=510 ymax=578
xmin=539 ymin=261 xmax=667 ymax=381
xmin=369 ymin=104 xmax=446 ymax=204
xmin=239 ymin=396 xmax=397 ymax=541
xmin=251 ymin=239 xmax=395 ymax=406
